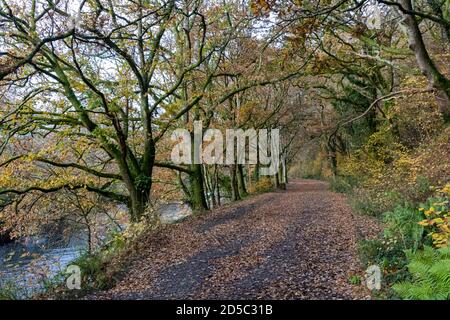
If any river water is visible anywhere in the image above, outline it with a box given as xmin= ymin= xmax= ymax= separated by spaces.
xmin=0 ymin=235 xmax=87 ymax=298
xmin=0 ymin=202 xmax=192 ymax=298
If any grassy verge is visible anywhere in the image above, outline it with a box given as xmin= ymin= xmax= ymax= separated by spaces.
xmin=331 ymin=173 xmax=450 ymax=299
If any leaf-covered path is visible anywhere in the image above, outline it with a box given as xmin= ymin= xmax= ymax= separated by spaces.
xmin=91 ymin=180 xmax=378 ymax=300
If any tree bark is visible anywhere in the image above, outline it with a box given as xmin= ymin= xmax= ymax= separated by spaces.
xmin=284 ymin=157 xmax=289 ymax=184
xmin=230 ymin=164 xmax=241 ymax=201
xmin=204 ymin=165 xmax=216 ymax=208
xmin=189 ymin=164 xmax=209 ymax=211
xmin=215 ymin=165 xmax=221 ymax=206
xmin=399 ymin=0 xmax=450 ymax=120
xmin=275 ymin=171 xmax=280 ymax=189
xmin=277 ymin=164 xmax=286 ymax=190
xmin=237 ymin=164 xmax=248 ymax=197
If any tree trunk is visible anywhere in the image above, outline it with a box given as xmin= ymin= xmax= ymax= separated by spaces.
xmin=85 ymin=219 xmax=92 ymax=254
xmin=328 ymin=149 xmax=338 ymax=177
xmin=128 ymin=188 xmax=150 ymax=222
xmin=275 ymin=171 xmax=280 ymax=189
xmin=284 ymin=159 xmax=289 ymax=184
xmin=277 ymin=163 xmax=286 ymax=190
xmin=215 ymin=165 xmax=221 ymax=206
xmin=204 ymin=165 xmax=216 ymax=208
xmin=399 ymin=0 xmax=450 ymax=120
xmin=189 ymin=164 xmax=209 ymax=211
xmin=253 ymin=140 xmax=261 ymax=182
xmin=281 ymin=155 xmax=288 ymax=187
xmin=230 ymin=164 xmax=241 ymax=201
xmin=237 ymin=164 xmax=248 ymax=197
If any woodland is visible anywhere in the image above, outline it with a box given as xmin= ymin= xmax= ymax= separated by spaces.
xmin=0 ymin=0 xmax=449 ymax=300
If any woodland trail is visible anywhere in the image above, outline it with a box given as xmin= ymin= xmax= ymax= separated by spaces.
xmin=90 ymin=179 xmax=379 ymax=300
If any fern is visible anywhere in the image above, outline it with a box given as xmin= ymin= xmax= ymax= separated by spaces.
xmin=393 ymin=246 xmax=450 ymax=300
xmin=429 ymin=260 xmax=450 ymax=292
xmin=407 ymin=261 xmax=430 ymax=277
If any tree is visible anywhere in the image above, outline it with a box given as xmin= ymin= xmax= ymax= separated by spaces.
xmin=0 ymin=0 xmax=236 ymax=220
xmin=0 ymin=0 xmax=306 ymax=227
xmin=392 ymin=0 xmax=450 ymax=119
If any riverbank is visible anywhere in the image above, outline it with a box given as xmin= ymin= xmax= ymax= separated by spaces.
xmin=0 ymin=201 xmax=194 ymax=299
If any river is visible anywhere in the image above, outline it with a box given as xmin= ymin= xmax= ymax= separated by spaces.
xmin=0 ymin=202 xmax=192 ymax=298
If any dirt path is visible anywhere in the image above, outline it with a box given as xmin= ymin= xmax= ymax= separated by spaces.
xmin=91 ymin=179 xmax=378 ymax=300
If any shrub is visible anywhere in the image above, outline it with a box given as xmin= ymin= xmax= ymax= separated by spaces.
xmin=249 ymin=177 xmax=274 ymax=194
xmin=359 ymin=238 xmax=410 ymax=287
xmin=0 ymin=281 xmax=19 ymax=300
xmin=351 ymin=188 xmax=398 ymax=216
xmin=412 ymin=175 xmax=432 ymax=200
xmin=71 ymin=252 xmax=110 ymax=291
xmin=70 ymin=221 xmax=149 ymax=292
xmin=418 ymin=185 xmax=450 ymax=248
xmin=393 ymin=246 xmax=450 ymax=300
xmin=359 ymin=203 xmax=426 ymax=290
xmin=42 ymin=219 xmax=153 ymax=298
xmin=383 ymin=204 xmax=424 ymax=252
xmin=352 ymin=198 xmax=383 ymax=216
xmin=329 ymin=176 xmax=357 ymax=194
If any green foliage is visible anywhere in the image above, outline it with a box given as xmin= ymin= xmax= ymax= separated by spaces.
xmin=359 ymin=203 xmax=426 ymax=290
xmin=331 ymin=77 xmax=375 ymax=148
xmin=382 ymin=204 xmax=424 ymax=252
xmin=359 ymin=237 xmax=410 ymax=287
xmin=348 ymin=274 xmax=362 ymax=285
xmin=0 ymin=281 xmax=19 ymax=300
xmin=360 ymin=191 xmax=450 ymax=298
xmin=72 ymin=252 xmax=110 ymax=291
xmin=351 ymin=192 xmax=387 ymax=216
xmin=135 ymin=174 xmax=152 ymax=190
xmin=413 ymin=176 xmax=431 ymax=199
xmin=444 ymin=0 xmax=450 ymax=21
xmin=69 ymin=228 xmax=133 ymax=292
xmin=418 ymin=191 xmax=450 ymax=248
xmin=393 ymin=246 xmax=450 ymax=300
xmin=329 ymin=175 xmax=358 ymax=194
xmin=350 ymin=174 xmax=432 ymax=217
